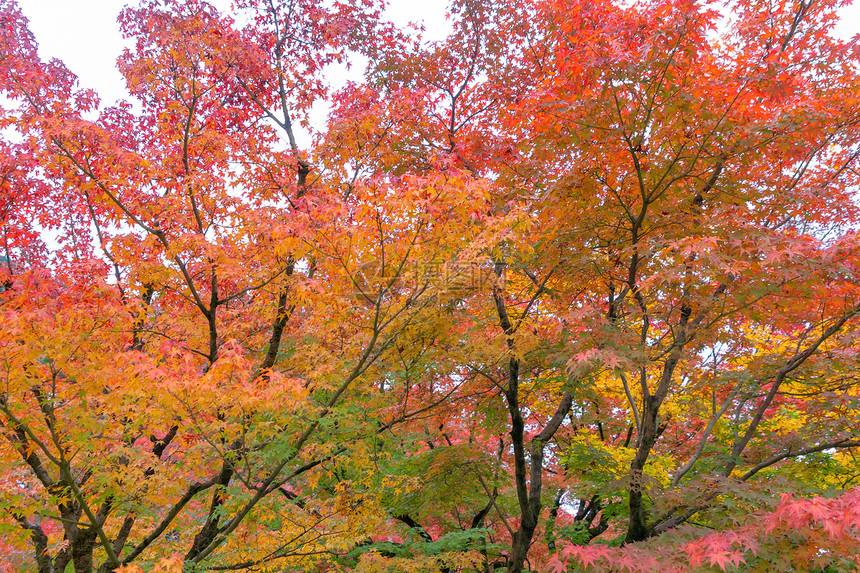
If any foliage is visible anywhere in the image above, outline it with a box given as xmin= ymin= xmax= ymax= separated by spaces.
xmin=0 ymin=0 xmax=859 ymax=571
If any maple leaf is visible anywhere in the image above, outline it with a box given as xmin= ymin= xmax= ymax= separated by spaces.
xmin=546 ymin=556 xmax=568 ymax=573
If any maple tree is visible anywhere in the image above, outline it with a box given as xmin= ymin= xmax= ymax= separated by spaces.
xmin=0 ymin=0 xmax=859 ymax=571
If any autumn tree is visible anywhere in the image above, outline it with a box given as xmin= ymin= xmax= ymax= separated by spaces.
xmin=326 ymin=0 xmax=860 ymax=570
xmin=0 ymin=0 xmax=487 ymax=570
xmin=1 ymin=0 xmax=860 ymax=572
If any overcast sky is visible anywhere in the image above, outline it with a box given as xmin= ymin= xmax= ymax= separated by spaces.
xmin=17 ymin=0 xmax=452 ymax=110
xmin=16 ymin=0 xmax=860 ymax=112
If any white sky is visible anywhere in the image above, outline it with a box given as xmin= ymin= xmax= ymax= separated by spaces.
xmin=16 ymin=0 xmax=452 ymax=149
xmin=17 ymin=0 xmax=451 ymax=109
xmin=14 ymin=0 xmax=860 ymax=113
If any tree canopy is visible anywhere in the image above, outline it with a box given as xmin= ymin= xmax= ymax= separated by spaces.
xmin=1 ymin=0 xmax=859 ymax=571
